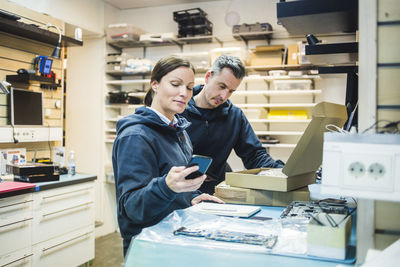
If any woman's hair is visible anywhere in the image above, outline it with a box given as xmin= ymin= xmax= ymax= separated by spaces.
xmin=144 ymin=55 xmax=195 ymax=106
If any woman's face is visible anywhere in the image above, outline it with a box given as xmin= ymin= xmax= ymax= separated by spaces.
xmin=151 ymin=66 xmax=195 ymax=121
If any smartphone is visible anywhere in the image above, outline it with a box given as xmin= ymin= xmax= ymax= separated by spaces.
xmin=185 ymin=155 xmax=213 ymax=179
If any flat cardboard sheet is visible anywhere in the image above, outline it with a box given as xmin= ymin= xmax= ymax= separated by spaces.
xmin=214 ymin=181 xmax=310 ymax=206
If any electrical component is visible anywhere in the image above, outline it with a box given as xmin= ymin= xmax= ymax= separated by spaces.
xmin=321 ymin=133 xmax=400 ymax=201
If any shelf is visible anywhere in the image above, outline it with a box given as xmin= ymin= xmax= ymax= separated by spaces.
xmin=305 ymin=42 xmax=358 ymax=65
xmin=106 ymin=104 xmax=143 ymax=109
xmin=106 ymin=79 xmax=150 ymax=85
xmin=177 ymin=35 xmax=222 ymax=45
xmin=262 ymin=143 xmax=297 ymax=148
xmin=105 ymin=129 xmax=117 ymax=133
xmin=249 ymin=119 xmax=311 ymax=123
xmin=6 ymin=74 xmax=61 ymax=87
xmin=233 ymin=30 xmax=273 ymax=43
xmin=244 ymin=75 xmax=320 ymax=81
xmin=236 ymin=103 xmax=316 ymax=108
xmin=0 ymin=16 xmax=82 ymax=47
xmin=106 ymin=70 xmax=151 ymax=77
xmin=234 ymin=90 xmax=322 ymax=96
xmin=127 ymin=92 xmax=146 ymax=97
xmin=105 ymin=118 xmax=119 ymax=122
xmin=105 ymin=139 xmax=115 ymax=144
xmin=0 ymin=126 xmax=62 ymax=143
xmin=106 ymin=77 xmax=205 ymax=86
xmin=255 ymin=131 xmax=304 ymax=136
xmin=108 ymin=39 xmax=182 ymax=49
xmin=245 ymin=64 xmax=317 ymax=71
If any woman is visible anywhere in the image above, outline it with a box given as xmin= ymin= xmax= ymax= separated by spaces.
xmin=112 ymin=55 xmax=223 ymax=255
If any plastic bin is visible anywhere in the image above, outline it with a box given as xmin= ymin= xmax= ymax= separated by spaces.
xmin=173 ymin=8 xmax=208 ymax=24
xmin=172 ymin=52 xmax=210 ymax=70
xmin=106 ymin=23 xmax=145 ymax=43
xmin=271 ymin=79 xmax=312 ymax=90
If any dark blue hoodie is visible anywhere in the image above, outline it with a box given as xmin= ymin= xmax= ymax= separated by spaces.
xmin=112 ymin=107 xmax=199 ymax=255
xmin=181 ymin=85 xmax=284 ymax=194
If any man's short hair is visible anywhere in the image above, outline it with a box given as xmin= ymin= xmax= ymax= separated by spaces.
xmin=211 ymin=55 xmax=246 ymax=80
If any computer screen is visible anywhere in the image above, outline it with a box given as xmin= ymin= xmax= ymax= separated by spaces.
xmin=9 ymin=88 xmax=43 ymax=126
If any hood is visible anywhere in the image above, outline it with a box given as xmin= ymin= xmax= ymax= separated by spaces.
xmin=116 ymin=106 xmax=191 ymax=135
xmin=187 ymin=84 xmax=232 ymax=118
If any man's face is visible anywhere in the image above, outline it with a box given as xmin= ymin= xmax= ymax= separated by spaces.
xmin=202 ymin=67 xmax=242 ymax=108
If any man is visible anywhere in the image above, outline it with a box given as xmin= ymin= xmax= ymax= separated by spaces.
xmin=181 ymin=55 xmax=284 ymax=194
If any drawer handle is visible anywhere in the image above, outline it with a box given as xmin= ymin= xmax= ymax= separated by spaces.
xmin=0 ymin=199 xmax=33 ymax=209
xmin=42 ymin=201 xmax=93 ymax=219
xmin=0 ymin=217 xmax=33 ymax=233
xmin=1 ymin=253 xmax=33 ymax=267
xmin=42 ymin=232 xmax=92 ymax=255
xmin=42 ymin=187 xmax=91 ymax=202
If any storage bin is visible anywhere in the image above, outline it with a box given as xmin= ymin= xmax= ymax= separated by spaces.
xmin=106 ymin=24 xmax=145 ymax=43
xmin=108 ymin=91 xmax=127 ymax=104
xmin=242 ymin=108 xmax=267 ymax=119
xmin=267 ymin=110 xmax=309 ymax=120
xmin=172 ymin=52 xmax=210 ymax=70
xmin=173 ymin=8 xmax=208 ymax=25
xmin=210 ymin=47 xmax=249 ymax=65
xmin=127 ymin=93 xmax=143 ymax=104
xmin=268 ymin=70 xmax=287 ymax=77
xmin=271 ymin=79 xmax=312 ymax=90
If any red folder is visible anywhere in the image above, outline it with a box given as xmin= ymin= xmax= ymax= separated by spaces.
xmin=0 ymin=181 xmax=36 ymax=194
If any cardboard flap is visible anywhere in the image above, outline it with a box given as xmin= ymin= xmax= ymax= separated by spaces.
xmin=282 ymin=102 xmax=347 ymax=177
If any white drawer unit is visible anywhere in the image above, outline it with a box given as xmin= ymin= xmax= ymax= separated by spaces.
xmin=0 ymin=178 xmax=95 ymax=267
xmin=0 ymin=247 xmax=33 ymax=267
xmin=32 ymin=226 xmax=94 ymax=267
xmin=0 ymin=194 xmax=33 ymax=259
xmin=32 ymin=182 xmax=95 ymax=244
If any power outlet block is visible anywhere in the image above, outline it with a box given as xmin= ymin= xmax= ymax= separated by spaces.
xmin=322 ymin=133 xmax=400 ymax=201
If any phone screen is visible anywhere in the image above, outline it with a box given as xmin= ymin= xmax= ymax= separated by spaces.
xmin=186 ymin=155 xmax=212 ymax=179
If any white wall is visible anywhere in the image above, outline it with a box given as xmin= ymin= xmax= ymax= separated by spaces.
xmin=9 ymin=0 xmax=105 ymax=35
xmin=115 ymin=0 xmax=285 ymax=39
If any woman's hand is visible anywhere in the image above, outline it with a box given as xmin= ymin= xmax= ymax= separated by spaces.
xmin=166 ymin=166 xmax=206 ymax=193
xmin=191 ymin=193 xmax=225 ymax=205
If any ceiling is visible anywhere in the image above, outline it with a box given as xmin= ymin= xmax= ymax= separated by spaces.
xmin=104 ymin=0 xmax=223 ymax=10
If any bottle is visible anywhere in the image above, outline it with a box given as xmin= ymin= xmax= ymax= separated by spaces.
xmin=68 ymin=150 xmax=76 ymax=177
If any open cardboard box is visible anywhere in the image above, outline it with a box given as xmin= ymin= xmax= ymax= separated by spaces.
xmin=226 ymin=102 xmax=347 ymax=192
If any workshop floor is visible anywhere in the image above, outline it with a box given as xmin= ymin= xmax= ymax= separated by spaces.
xmin=91 ymin=232 xmax=124 ymax=267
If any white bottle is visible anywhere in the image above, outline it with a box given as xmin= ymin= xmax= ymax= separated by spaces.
xmin=68 ymin=150 xmax=76 ymax=177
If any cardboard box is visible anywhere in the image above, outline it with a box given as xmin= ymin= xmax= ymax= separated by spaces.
xmin=226 ymin=102 xmax=348 ymax=192
xmin=226 ymin=168 xmax=315 ymax=192
xmin=307 ymin=213 xmax=352 ymax=260
xmin=249 ymin=45 xmax=284 ymax=66
xmin=0 ymin=148 xmax=26 ymax=175
xmin=214 ymin=181 xmax=310 ymax=206
xmin=287 ymin=43 xmax=299 ymax=65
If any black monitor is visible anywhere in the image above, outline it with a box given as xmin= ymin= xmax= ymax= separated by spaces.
xmin=9 ymin=88 xmax=43 ymax=126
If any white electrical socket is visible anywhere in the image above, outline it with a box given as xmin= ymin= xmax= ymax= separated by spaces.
xmin=322 ymin=133 xmax=400 ymax=202
xmin=342 ymin=151 xmax=393 ymax=192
